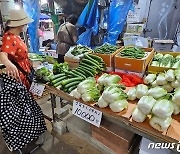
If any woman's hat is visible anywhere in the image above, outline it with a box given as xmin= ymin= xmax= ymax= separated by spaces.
xmin=8 ymin=8 xmax=34 ymax=27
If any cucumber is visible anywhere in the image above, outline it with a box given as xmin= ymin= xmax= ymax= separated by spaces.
xmin=79 ymin=62 xmax=97 ymax=70
xmin=82 ymin=59 xmax=100 ymax=69
xmin=84 ymin=54 xmax=99 ymax=65
xmin=76 ymin=68 xmax=89 ymax=77
xmin=54 ymin=82 xmax=62 ymax=88
xmin=72 ymin=70 xmax=86 ymax=79
xmin=68 ymin=85 xmax=78 ymax=93
xmin=50 ymin=73 xmax=66 ymax=81
xmin=64 ymin=81 xmax=80 ymax=89
xmin=88 ymin=54 xmax=104 ymax=62
xmin=61 ymin=77 xmax=83 ymax=86
xmin=64 ymin=71 xmax=79 ymax=77
xmin=52 ymin=76 xmax=67 ymax=85
xmin=78 ymin=66 xmax=95 ymax=77
xmin=78 ymin=65 xmax=97 ymax=75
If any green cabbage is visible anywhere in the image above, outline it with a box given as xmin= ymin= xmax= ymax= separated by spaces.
xmin=132 ymin=107 xmax=147 ymax=123
xmin=81 ymin=87 xmax=100 ymax=102
xmin=102 ymin=84 xmax=128 ymax=104
xmin=137 ymin=96 xmax=156 ymax=115
xmin=109 ymin=99 xmax=128 ymax=112
xmin=152 ymin=99 xmax=174 ymax=118
xmin=148 ymin=87 xmax=167 ymax=99
xmin=144 ymin=74 xmax=156 ymax=84
xmin=150 ymin=116 xmax=172 ymax=132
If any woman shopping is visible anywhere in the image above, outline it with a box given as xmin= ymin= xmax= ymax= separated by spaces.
xmin=0 ymin=8 xmax=46 ymax=153
xmin=56 ymin=14 xmax=78 ymax=63
xmin=0 ymin=9 xmax=33 ymax=89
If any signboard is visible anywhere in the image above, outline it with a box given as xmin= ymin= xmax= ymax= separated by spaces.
xmin=72 ymin=101 xmax=102 ymax=127
xmin=29 ymin=82 xmax=45 ymax=96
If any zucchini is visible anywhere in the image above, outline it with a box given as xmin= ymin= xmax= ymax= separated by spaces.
xmin=61 ymin=77 xmax=83 ymax=86
xmin=82 ymin=59 xmax=100 ymax=69
xmin=52 ymin=76 xmax=67 ymax=85
xmin=78 ymin=66 xmax=95 ymax=77
xmin=64 ymin=81 xmax=80 ymax=89
xmin=88 ymin=54 xmax=104 ymax=62
xmin=50 ymin=73 xmax=66 ymax=81
xmin=72 ymin=70 xmax=86 ymax=79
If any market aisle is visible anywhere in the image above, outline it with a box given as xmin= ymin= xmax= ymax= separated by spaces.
xmin=0 ymin=121 xmax=79 ymax=154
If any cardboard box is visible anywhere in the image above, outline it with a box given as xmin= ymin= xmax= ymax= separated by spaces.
xmin=64 ymin=56 xmax=79 ymax=69
xmin=115 ymin=47 xmax=154 ymax=72
xmin=115 ymin=68 xmax=145 ymax=78
xmin=91 ymin=119 xmax=140 ymax=154
xmin=148 ymin=52 xmax=180 ymax=73
xmin=153 ymin=40 xmax=174 ymax=52
xmin=91 ymin=47 xmax=122 ymax=69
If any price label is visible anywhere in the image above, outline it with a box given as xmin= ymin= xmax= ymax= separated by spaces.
xmin=29 ymin=82 xmax=45 ymax=96
xmin=72 ymin=101 xmax=102 ymax=127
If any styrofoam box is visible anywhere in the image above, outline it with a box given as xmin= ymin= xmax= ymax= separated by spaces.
xmin=139 ymin=138 xmax=171 ymax=154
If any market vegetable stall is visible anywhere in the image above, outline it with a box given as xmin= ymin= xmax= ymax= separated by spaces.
xmin=46 ymin=85 xmax=180 ymax=152
xmin=31 ymin=45 xmax=180 ymax=153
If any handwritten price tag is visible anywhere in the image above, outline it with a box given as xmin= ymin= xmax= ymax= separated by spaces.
xmin=72 ymin=101 xmax=102 ymax=127
xmin=29 ymin=82 xmax=45 ymax=96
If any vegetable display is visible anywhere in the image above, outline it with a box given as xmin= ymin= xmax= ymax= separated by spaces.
xmin=28 ymin=53 xmax=45 ymax=61
xmin=97 ymin=84 xmax=128 ymax=112
xmin=49 ymin=54 xmax=106 ymax=93
xmin=53 ymin=62 xmax=69 ymax=74
xmin=151 ymin=53 xmax=180 ymax=68
xmin=65 ymin=45 xmax=93 ymax=60
xmin=118 ymin=47 xmax=146 ymax=59
xmin=70 ymin=78 xmax=100 ymax=102
xmin=35 ymin=67 xmax=52 ymax=83
xmin=94 ymin=44 xmax=119 ymax=54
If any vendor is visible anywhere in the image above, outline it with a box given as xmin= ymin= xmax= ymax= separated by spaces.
xmin=0 ymin=8 xmax=33 ymax=89
xmin=56 ymin=14 xmax=78 ymax=63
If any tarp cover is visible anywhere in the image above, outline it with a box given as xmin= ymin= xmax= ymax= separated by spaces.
xmin=23 ymin=0 xmax=41 ymax=54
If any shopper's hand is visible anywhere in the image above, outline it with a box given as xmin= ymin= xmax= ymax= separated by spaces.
xmin=5 ymin=62 xmax=19 ymax=80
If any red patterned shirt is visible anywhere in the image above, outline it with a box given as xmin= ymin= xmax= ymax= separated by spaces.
xmin=1 ymin=31 xmax=31 ymax=89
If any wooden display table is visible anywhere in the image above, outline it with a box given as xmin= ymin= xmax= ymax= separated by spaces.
xmin=46 ymin=85 xmax=180 ymax=152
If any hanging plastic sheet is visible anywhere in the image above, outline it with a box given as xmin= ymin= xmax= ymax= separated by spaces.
xmin=77 ymin=0 xmax=99 ymax=46
xmin=104 ymin=0 xmax=133 ymax=45
xmin=23 ymin=0 xmax=41 ymax=54
xmin=77 ymin=0 xmax=98 ymax=29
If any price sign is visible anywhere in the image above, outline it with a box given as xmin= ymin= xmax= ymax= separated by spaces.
xmin=29 ymin=82 xmax=45 ymax=96
xmin=72 ymin=101 xmax=102 ymax=127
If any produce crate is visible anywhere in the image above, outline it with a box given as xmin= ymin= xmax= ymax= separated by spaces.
xmin=148 ymin=52 xmax=180 ymax=73
xmin=64 ymin=56 xmax=79 ymax=69
xmin=91 ymin=119 xmax=141 ymax=154
xmin=91 ymin=47 xmax=123 ymax=72
xmin=115 ymin=47 xmax=154 ymax=72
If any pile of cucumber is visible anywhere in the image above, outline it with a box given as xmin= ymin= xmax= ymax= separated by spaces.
xmin=119 ymin=47 xmax=145 ymax=59
xmin=49 ymin=54 xmax=106 ymax=93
